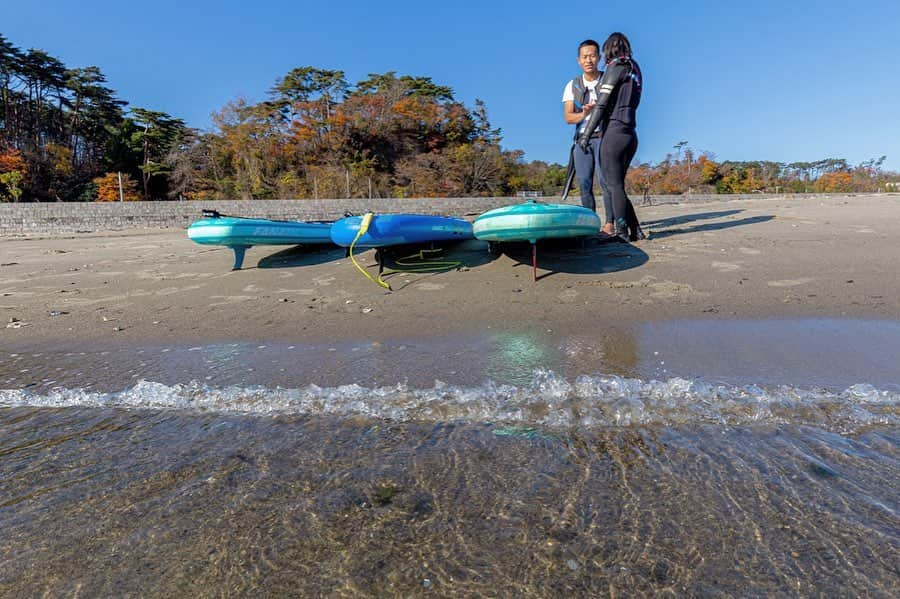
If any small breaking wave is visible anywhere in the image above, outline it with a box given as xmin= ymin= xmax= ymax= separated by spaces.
xmin=2 ymin=370 xmax=897 ymax=433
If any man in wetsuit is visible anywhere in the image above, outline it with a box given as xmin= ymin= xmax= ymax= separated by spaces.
xmin=562 ymin=39 xmax=614 ymax=234
xmin=578 ymin=32 xmax=646 ymax=241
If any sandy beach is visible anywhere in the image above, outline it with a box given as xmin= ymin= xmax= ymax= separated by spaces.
xmin=2 ymin=194 xmax=898 ymax=350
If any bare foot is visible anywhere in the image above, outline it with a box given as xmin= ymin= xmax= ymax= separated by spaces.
xmin=601 ymin=223 xmax=615 ymax=235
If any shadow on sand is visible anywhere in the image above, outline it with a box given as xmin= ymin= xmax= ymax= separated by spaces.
xmin=373 ymin=239 xmax=501 ymax=290
xmin=502 ymin=236 xmax=649 ymax=281
xmin=646 ymin=214 xmax=775 ymax=240
xmin=642 ymin=209 xmax=745 ymax=229
xmin=324 ymin=239 xmax=497 ymax=291
xmin=383 ymin=238 xmax=499 ymax=268
xmin=256 ymin=244 xmax=346 ymax=269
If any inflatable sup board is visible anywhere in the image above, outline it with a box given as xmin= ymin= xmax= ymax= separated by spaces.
xmin=187 ymin=211 xmax=333 ymax=269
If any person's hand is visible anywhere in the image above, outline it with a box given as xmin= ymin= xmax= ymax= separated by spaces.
xmin=577 ymin=133 xmax=591 ymax=152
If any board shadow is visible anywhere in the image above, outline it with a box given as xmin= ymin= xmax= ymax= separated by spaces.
xmin=501 ymin=236 xmax=649 ymax=281
xmin=257 ymin=244 xmax=346 ymax=269
xmin=378 ymin=238 xmax=500 ymax=273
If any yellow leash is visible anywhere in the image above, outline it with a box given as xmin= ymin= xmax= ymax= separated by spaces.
xmin=349 ymin=213 xmax=463 ymax=289
xmin=349 ymin=212 xmax=391 ymax=290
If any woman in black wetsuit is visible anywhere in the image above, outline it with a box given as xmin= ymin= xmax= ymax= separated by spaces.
xmin=577 ymin=32 xmax=645 ymax=241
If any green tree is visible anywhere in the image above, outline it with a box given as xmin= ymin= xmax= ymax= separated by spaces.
xmin=269 ymin=66 xmax=348 ymax=125
xmin=129 ymin=108 xmax=187 ymax=199
xmin=0 ymin=170 xmax=23 ymax=201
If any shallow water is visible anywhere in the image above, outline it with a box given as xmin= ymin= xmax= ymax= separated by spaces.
xmin=2 ymin=319 xmax=899 ymax=596
xmin=5 ymin=318 xmax=900 ymax=393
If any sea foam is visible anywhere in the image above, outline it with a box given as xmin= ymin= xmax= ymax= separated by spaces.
xmin=2 ymin=370 xmax=897 ymax=433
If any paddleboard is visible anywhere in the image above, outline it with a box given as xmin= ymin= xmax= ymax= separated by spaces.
xmin=473 ymin=200 xmax=600 ymax=244
xmin=187 ymin=213 xmax=333 ymax=269
xmin=330 ymin=213 xmax=474 ymax=248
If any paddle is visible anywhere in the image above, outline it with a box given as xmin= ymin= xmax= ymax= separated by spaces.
xmin=560 ymin=144 xmax=576 ymax=202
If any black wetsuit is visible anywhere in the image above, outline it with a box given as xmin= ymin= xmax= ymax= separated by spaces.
xmin=578 ymin=57 xmax=643 ymax=238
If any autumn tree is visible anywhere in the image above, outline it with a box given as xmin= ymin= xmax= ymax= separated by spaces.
xmin=0 ymin=145 xmax=26 ymax=201
xmin=814 ymin=171 xmax=854 ymax=193
xmin=0 ymin=145 xmax=26 ymax=174
xmin=207 ymin=98 xmax=287 ymax=199
xmin=92 ymin=171 xmax=140 ymax=201
xmin=697 ymin=155 xmax=721 ymax=185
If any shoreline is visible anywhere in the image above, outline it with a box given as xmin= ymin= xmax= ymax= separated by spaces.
xmin=2 ymin=194 xmax=899 ymax=353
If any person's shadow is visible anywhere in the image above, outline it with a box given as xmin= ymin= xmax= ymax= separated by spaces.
xmin=642 ymin=210 xmax=774 ymax=239
xmin=642 ymin=209 xmax=744 ymax=229
xmin=501 ymin=236 xmax=649 ymax=281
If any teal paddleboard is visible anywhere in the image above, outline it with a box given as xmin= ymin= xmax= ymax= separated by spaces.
xmin=473 ymin=200 xmax=600 ymax=243
xmin=188 ymin=213 xmax=333 ymax=269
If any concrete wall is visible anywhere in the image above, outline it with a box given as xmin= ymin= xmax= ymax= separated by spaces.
xmin=0 ymin=193 xmax=827 ymax=236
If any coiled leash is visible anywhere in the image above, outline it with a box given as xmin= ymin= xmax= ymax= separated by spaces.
xmin=393 ymin=248 xmax=461 ymax=272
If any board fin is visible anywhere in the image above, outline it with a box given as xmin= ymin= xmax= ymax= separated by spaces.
xmin=231 ymin=245 xmax=250 ymax=270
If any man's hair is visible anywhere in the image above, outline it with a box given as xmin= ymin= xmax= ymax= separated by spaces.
xmin=602 ymin=32 xmax=632 ymax=60
xmin=577 ymin=39 xmax=600 ymax=56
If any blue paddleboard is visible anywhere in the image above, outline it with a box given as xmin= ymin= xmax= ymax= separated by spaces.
xmin=330 ymin=214 xmax=474 ymax=248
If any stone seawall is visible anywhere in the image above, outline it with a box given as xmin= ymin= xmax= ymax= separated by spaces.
xmin=0 ymin=193 xmax=840 ymax=236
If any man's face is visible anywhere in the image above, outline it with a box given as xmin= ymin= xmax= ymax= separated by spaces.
xmin=578 ymin=46 xmax=600 ymax=75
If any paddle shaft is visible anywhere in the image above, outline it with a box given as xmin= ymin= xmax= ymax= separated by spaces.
xmin=561 ymin=144 xmax=576 ymax=202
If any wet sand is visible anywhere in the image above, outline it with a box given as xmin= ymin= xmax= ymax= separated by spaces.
xmin=2 ymin=194 xmax=899 ymax=351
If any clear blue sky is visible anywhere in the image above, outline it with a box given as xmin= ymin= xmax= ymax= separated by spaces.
xmin=4 ymin=0 xmax=899 ymax=170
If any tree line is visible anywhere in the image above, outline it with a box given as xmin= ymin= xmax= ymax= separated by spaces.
xmin=1 ymin=33 xmax=897 ymax=202
xmin=626 ymin=143 xmax=897 ymax=196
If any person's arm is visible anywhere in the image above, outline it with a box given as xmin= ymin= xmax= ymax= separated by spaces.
xmin=563 ymin=100 xmax=592 ymax=125
xmin=562 ymin=80 xmax=592 ymax=125
xmin=577 ymin=64 xmax=627 ymax=149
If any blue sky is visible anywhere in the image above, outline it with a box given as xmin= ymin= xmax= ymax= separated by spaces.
xmin=4 ymin=0 xmax=899 ymax=170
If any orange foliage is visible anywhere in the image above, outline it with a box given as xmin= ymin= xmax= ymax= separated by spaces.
xmin=814 ymin=172 xmax=854 ymax=193
xmin=392 ymin=97 xmax=441 ymax=126
xmin=184 ymin=189 xmax=212 ymax=200
xmin=349 ymin=95 xmax=388 ymax=121
xmin=697 ymin=155 xmax=720 ymax=183
xmin=626 ymin=164 xmax=654 ymax=194
xmin=0 ymin=148 xmax=26 ymax=175
xmin=92 ymin=172 xmax=141 ymax=201
xmin=290 ymin=122 xmax=318 ymax=142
